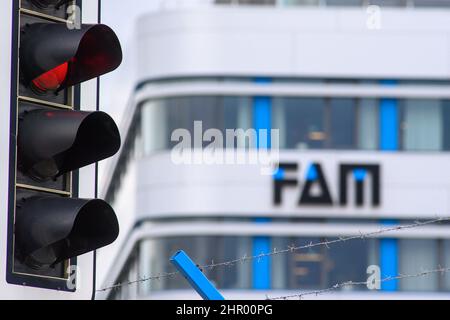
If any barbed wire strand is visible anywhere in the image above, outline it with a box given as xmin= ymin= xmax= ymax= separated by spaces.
xmin=96 ymin=271 xmax=179 ymax=292
xmin=268 ymin=266 xmax=450 ymax=300
xmin=97 ymin=216 xmax=450 ymax=292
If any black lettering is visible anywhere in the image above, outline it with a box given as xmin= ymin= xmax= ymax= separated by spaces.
xmin=299 ymin=163 xmax=333 ymax=205
xmin=339 ymin=164 xmax=380 ymax=206
xmin=273 ymin=162 xmax=298 ymax=205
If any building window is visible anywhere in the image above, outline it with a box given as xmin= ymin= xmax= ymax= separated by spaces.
xmin=441 ymin=240 xmax=450 ymax=291
xmin=140 ymin=94 xmax=450 ymax=154
xmin=140 ymin=96 xmax=252 ymax=155
xmin=358 ymin=98 xmax=378 ymax=150
xmin=138 ymin=236 xmax=252 ymax=293
xmin=413 ymin=0 xmax=450 ymax=7
xmin=139 ymin=235 xmax=378 ymax=294
xmin=399 ymin=239 xmax=439 ymax=291
xmin=325 ymin=0 xmax=364 ymax=6
xmin=441 ymin=101 xmax=450 ymax=151
xmin=273 ymin=98 xmax=326 ymax=149
xmin=272 ymin=237 xmax=377 ymax=290
xmin=329 ymin=98 xmax=357 ymax=149
xmin=108 ymin=236 xmax=450 ymax=299
xmin=108 ymin=248 xmax=139 ymax=300
xmin=215 ymin=0 xmax=450 ymax=7
xmin=273 ymin=97 xmax=360 ymax=150
xmin=281 ymin=0 xmax=320 ymax=5
xmin=400 ymin=99 xmax=450 ymax=151
xmin=368 ymin=0 xmax=408 ymax=6
xmin=216 ymin=0 xmax=276 ymax=5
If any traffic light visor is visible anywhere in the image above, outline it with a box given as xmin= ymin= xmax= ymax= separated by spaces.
xmin=30 ymin=0 xmax=71 ymax=8
xmin=21 ymin=23 xmax=122 ymax=92
xmin=15 ymin=197 xmax=119 ymax=269
xmin=18 ymin=110 xmax=121 ymax=180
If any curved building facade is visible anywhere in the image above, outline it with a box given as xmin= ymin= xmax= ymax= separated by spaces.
xmin=100 ymin=1 xmax=450 ymax=299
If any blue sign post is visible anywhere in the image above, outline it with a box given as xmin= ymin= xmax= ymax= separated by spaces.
xmin=170 ymin=250 xmax=225 ymax=300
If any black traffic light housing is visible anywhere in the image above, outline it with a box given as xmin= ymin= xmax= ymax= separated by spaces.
xmin=7 ymin=0 xmax=123 ymax=292
xmin=18 ymin=110 xmax=121 ymax=181
xmin=16 ymin=197 xmax=119 ymax=269
xmin=20 ymin=23 xmax=122 ymax=93
xmin=29 ymin=0 xmax=71 ymax=9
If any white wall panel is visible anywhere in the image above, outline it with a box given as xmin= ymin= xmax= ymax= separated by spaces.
xmin=136 ymin=8 xmax=450 ymax=80
xmin=135 ymin=151 xmax=450 ymax=219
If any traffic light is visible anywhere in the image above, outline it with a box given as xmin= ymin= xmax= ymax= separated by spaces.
xmin=5 ymin=0 xmax=123 ymax=293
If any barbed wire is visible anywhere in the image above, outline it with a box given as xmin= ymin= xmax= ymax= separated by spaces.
xmin=199 ymin=217 xmax=450 ymax=270
xmin=96 ymin=271 xmax=179 ymax=292
xmin=97 ymin=216 xmax=450 ymax=292
xmin=268 ymin=266 xmax=450 ymax=300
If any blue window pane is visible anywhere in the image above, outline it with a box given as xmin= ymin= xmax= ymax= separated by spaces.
xmin=442 ymin=101 xmax=450 ymax=151
xmin=274 ymin=98 xmax=326 ymax=149
xmin=329 ymin=98 xmax=356 ymax=149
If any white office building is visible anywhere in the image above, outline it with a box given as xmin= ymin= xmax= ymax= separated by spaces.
xmin=99 ymin=0 xmax=450 ymax=299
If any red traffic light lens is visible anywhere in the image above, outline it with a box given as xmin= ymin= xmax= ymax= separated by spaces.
xmin=32 ymin=62 xmax=68 ymax=93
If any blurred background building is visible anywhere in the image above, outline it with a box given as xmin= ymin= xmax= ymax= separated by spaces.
xmin=97 ymin=0 xmax=450 ymax=299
